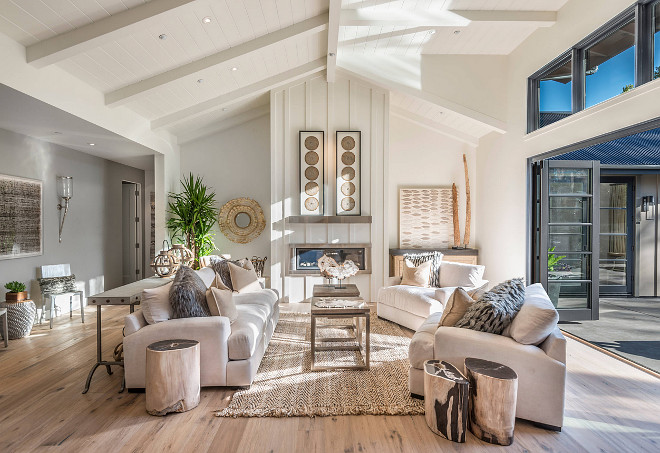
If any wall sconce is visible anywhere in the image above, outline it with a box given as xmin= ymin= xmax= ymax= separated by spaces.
xmin=56 ymin=176 xmax=73 ymax=243
xmin=642 ymin=195 xmax=655 ymax=220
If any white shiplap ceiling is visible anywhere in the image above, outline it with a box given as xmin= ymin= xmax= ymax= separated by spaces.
xmin=0 ymin=0 xmax=570 ymax=147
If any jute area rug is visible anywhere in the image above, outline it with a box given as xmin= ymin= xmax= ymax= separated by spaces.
xmin=215 ymin=310 xmax=424 ymax=417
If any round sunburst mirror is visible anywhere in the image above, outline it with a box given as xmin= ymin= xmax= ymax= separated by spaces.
xmin=218 ymin=198 xmax=266 ymax=244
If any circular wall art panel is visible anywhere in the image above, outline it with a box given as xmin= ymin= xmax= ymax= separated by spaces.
xmin=336 ymin=131 xmax=361 ymax=216
xmin=341 ymin=182 xmax=355 ymax=196
xmin=341 ymin=197 xmax=355 ymax=211
xmin=305 ymin=136 xmax=319 ymax=150
xmin=304 ymin=197 xmax=319 ymax=211
xmin=305 ymin=166 xmax=319 ymax=181
xmin=341 ymin=167 xmax=355 ymax=181
xmin=218 ymin=197 xmax=266 ymax=244
xmin=305 ymin=151 xmax=319 ymax=165
xmin=341 ymin=136 xmax=355 ymax=151
xmin=341 ymin=151 xmax=355 ymax=165
xmin=305 ymin=181 xmax=319 ymax=196
xmin=300 ymin=131 xmax=324 ymax=215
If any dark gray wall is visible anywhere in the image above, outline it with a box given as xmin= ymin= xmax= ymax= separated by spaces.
xmin=0 ymin=128 xmax=145 ymax=311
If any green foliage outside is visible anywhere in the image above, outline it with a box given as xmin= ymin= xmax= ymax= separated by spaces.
xmin=548 ymin=246 xmax=566 ymax=272
xmin=622 ymin=84 xmax=634 ymax=93
xmin=167 ymin=174 xmax=218 ymax=269
xmin=4 ymin=281 xmax=26 ymax=293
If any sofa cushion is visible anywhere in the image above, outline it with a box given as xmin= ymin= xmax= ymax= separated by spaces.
xmin=229 ymin=261 xmax=262 ymax=293
xmin=403 ymin=251 xmax=443 ymax=287
xmin=208 ymin=257 xmax=241 ymax=290
xmin=169 ymin=266 xmax=211 ymax=319
xmin=504 ymin=283 xmax=559 ymax=345
xmin=234 ymin=289 xmax=278 ymax=310
xmin=206 ymin=287 xmax=238 ymax=323
xmin=141 ymin=282 xmax=173 ymax=324
xmin=227 ymin=304 xmax=269 ymax=360
xmin=378 ymin=285 xmax=444 ymax=318
xmin=439 ymin=261 xmax=485 ymax=288
xmin=440 ymin=287 xmax=475 ymax=327
xmin=400 ymin=259 xmax=432 ymax=287
xmin=454 ymin=278 xmax=526 ymax=334
xmin=409 ymin=311 xmax=443 ymax=369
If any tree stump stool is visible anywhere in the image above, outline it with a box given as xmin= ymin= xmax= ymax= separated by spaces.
xmin=146 ymin=339 xmax=200 ymax=416
xmin=424 ymin=360 xmax=469 ymax=443
xmin=464 ymin=357 xmax=518 ymax=446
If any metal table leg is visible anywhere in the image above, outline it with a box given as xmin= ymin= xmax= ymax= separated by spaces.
xmin=82 ymin=305 xmax=124 ymax=394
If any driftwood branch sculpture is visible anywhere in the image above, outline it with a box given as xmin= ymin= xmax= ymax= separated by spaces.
xmin=463 ymin=154 xmax=471 ymax=247
xmin=452 ymin=183 xmax=460 ymax=248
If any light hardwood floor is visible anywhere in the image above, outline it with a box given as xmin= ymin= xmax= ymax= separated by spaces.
xmin=1 ymin=304 xmax=659 ymax=453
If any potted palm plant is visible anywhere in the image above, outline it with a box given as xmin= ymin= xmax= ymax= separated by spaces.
xmin=5 ymin=281 xmax=27 ymax=302
xmin=167 ymin=174 xmax=218 ymax=269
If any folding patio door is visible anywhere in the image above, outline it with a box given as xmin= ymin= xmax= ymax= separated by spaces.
xmin=530 ymin=160 xmax=600 ymax=321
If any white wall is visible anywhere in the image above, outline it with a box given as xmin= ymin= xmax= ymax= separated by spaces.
xmin=0 ymin=128 xmax=144 ymax=315
xmin=180 ymin=114 xmax=271 ymax=265
xmin=474 ymin=0 xmax=651 ymax=286
xmin=270 ymin=74 xmax=389 ymax=302
xmin=388 ymin=114 xmax=477 ymax=250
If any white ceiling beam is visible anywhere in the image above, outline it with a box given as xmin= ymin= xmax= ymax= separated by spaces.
xmin=337 ymin=66 xmax=506 ymax=133
xmin=340 ymin=9 xmax=555 ymax=28
xmin=326 ymin=1 xmax=341 ymax=83
xmin=26 ymin=0 xmax=197 ymax=68
xmin=177 ymin=104 xmax=270 ymax=145
xmin=391 ymin=106 xmax=479 ymax=147
xmin=106 ymin=13 xmax=329 ymax=106
xmin=339 ymin=26 xmax=431 ymax=47
xmin=152 ymin=58 xmax=326 ymax=130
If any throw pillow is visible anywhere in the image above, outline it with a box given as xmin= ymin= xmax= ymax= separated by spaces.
xmin=439 ymin=262 xmax=485 ymax=288
xmin=403 ymin=251 xmax=443 ymax=287
xmin=440 ymin=287 xmax=476 ymax=327
xmin=169 ymin=266 xmax=211 ymax=318
xmin=504 ymin=283 xmax=559 ymax=345
xmin=205 ymin=286 xmax=238 ymax=322
xmin=38 ymin=275 xmax=77 ymax=295
xmin=208 ymin=257 xmax=246 ymax=291
xmin=454 ymin=278 xmax=526 ymax=334
xmin=400 ymin=259 xmax=432 ymax=287
xmin=141 ymin=282 xmax=173 ymax=324
xmin=210 ymin=272 xmax=231 ymax=291
xmin=228 ymin=261 xmax=262 ymax=293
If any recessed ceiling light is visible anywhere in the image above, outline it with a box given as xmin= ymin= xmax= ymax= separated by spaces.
xmin=159 ymin=34 xmax=167 ymax=40
xmin=202 ymin=16 xmax=212 ymax=24
xmin=231 ymin=67 xmax=238 ymax=71
xmin=197 ymin=78 xmax=204 ymax=83
xmin=88 ymin=143 xmax=95 ymax=146
xmin=453 ymin=30 xmax=461 ymax=35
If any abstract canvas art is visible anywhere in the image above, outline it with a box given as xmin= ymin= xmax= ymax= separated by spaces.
xmin=399 ymin=187 xmax=453 ymax=249
xmin=0 ymin=174 xmax=42 ymax=260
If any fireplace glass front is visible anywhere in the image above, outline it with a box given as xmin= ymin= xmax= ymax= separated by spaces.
xmin=296 ymin=247 xmax=366 ymax=271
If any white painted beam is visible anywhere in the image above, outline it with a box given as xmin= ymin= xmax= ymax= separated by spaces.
xmin=177 ymin=104 xmax=270 ymax=144
xmin=152 ymin=58 xmax=326 ymax=130
xmin=337 ymin=66 xmax=506 ymax=133
xmin=106 ymin=13 xmax=329 ymax=106
xmin=26 ymin=0 xmax=197 ymax=68
xmin=340 ymin=9 xmax=555 ymax=27
xmin=391 ymin=106 xmax=479 ymax=146
xmin=326 ymin=0 xmax=341 ymax=83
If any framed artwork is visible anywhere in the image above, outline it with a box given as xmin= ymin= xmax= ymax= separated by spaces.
xmin=336 ymin=131 xmax=361 ymax=216
xmin=399 ymin=187 xmax=453 ymax=249
xmin=300 ymin=131 xmax=324 ymax=215
xmin=0 ymin=174 xmax=43 ymax=260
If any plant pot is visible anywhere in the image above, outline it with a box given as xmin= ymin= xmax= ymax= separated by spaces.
xmin=5 ymin=291 xmax=28 ymax=302
xmin=0 ymin=299 xmax=36 ymax=339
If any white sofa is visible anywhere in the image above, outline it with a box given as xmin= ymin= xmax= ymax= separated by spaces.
xmin=408 ymin=285 xmax=567 ymax=431
xmin=377 ymin=261 xmax=488 ymax=331
xmin=123 ymin=267 xmax=279 ymax=390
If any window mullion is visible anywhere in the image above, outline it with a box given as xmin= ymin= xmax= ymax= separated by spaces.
xmin=572 ymin=48 xmax=585 ymax=114
xmin=636 ymin=2 xmax=653 ymax=86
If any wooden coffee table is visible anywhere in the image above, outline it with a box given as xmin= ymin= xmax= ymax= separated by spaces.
xmin=310 ymin=297 xmax=370 ymax=371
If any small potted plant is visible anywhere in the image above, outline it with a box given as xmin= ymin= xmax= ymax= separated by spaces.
xmin=5 ymin=281 xmax=27 ymax=302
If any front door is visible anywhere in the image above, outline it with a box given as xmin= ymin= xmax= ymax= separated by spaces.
xmin=599 ymin=177 xmax=634 ymax=296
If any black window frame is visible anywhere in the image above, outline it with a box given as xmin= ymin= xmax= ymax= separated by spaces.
xmin=528 ymin=1 xmax=660 ymax=133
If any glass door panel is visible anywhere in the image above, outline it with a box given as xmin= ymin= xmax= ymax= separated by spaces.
xmin=599 ymin=178 xmax=633 ymax=295
xmin=540 ymin=160 xmax=600 ymax=321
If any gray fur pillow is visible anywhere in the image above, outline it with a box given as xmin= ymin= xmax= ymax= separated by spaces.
xmin=208 ymin=257 xmax=239 ymax=291
xmin=454 ymin=278 xmax=526 ymax=334
xmin=403 ymin=251 xmax=443 ymax=287
xmin=169 ymin=266 xmax=211 ymax=318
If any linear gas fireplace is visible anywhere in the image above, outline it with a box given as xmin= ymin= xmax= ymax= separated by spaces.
xmin=288 ymin=243 xmax=371 ymax=275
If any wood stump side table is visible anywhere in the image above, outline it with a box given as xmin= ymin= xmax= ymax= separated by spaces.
xmin=464 ymin=357 xmax=518 ymax=446
xmin=146 ymin=339 xmax=200 ymax=416
xmin=0 ymin=300 xmax=36 ymax=339
xmin=423 ymin=360 xmax=469 ymax=443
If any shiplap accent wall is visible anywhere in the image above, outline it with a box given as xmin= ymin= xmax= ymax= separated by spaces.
xmin=270 ymin=74 xmax=389 ymax=302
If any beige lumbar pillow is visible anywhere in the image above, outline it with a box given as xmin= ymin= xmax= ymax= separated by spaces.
xmin=206 ymin=286 xmax=237 ymax=322
xmin=400 ymin=259 xmax=432 ymax=287
xmin=440 ymin=287 xmax=475 ymax=327
xmin=228 ymin=261 xmax=262 ymax=293
xmin=504 ymin=283 xmax=559 ymax=345
xmin=141 ymin=281 xmax=173 ymax=324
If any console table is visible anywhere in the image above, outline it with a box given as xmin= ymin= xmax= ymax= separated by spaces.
xmin=82 ymin=277 xmax=169 ymax=394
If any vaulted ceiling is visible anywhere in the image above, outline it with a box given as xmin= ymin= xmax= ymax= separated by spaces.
xmin=0 ymin=0 xmax=570 ymax=149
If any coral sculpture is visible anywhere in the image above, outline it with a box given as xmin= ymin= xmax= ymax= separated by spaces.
xmin=318 ymin=254 xmax=359 ymax=283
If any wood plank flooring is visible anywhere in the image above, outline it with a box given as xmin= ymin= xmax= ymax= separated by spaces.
xmin=1 ymin=304 xmax=659 ymax=452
